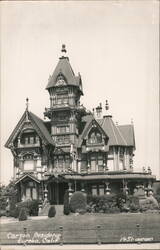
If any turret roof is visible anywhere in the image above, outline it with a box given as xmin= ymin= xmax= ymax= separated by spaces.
xmin=46 ymin=57 xmax=83 ymax=93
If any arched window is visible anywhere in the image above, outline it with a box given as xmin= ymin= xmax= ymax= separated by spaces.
xmin=88 ymin=129 xmax=102 ymax=144
xmin=96 ymin=133 xmax=102 ymax=143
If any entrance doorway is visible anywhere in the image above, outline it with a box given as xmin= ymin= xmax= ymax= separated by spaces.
xmin=48 ymin=182 xmax=68 ymax=205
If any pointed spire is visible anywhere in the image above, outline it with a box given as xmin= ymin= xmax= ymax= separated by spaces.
xmin=25 ymin=97 xmax=29 ymax=121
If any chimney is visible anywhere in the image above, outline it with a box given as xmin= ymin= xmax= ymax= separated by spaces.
xmin=95 ymin=103 xmax=102 ymax=119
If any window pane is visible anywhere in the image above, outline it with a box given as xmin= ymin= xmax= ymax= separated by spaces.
xmin=30 ymin=137 xmax=34 ymax=144
xmin=92 ymin=185 xmax=97 ymax=195
xmin=99 ymin=185 xmax=104 ymax=195
xmin=91 ymin=160 xmax=96 ymax=172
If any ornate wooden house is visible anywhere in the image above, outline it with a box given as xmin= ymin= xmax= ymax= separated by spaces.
xmin=5 ymin=45 xmax=156 ymax=205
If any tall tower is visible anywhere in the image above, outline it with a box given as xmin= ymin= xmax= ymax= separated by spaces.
xmin=44 ymin=45 xmax=85 ymax=154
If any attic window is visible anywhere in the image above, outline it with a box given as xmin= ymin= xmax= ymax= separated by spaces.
xmin=88 ymin=128 xmax=102 ymax=144
xmin=56 ymin=73 xmax=67 ymax=86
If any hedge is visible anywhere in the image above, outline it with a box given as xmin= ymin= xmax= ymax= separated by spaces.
xmin=70 ymin=191 xmax=87 ymax=213
xmin=19 ymin=208 xmax=27 ymax=221
xmin=48 ymin=205 xmax=56 ymax=218
xmin=63 ymin=190 xmax=70 ymax=215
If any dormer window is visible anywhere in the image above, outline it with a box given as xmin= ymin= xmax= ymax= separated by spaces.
xmin=56 ymin=73 xmax=67 ymax=86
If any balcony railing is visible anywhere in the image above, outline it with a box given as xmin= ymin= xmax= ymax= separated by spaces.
xmin=18 ymin=142 xmax=40 ymax=148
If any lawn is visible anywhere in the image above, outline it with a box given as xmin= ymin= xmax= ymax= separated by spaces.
xmin=1 ymin=213 xmax=160 ymax=244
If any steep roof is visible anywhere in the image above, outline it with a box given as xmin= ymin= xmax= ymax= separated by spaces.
xmin=46 ymin=57 xmax=83 ymax=93
xmin=29 ymin=112 xmax=54 ymax=145
xmin=97 ymin=116 xmax=127 ymax=146
xmin=97 ymin=116 xmax=135 ymax=147
xmin=5 ymin=110 xmax=54 ymax=148
xmin=118 ymin=124 xmax=135 ymax=148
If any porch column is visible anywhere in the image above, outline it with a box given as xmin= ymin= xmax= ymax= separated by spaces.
xmin=87 ymin=153 xmax=90 ymax=173
xmin=147 ymin=181 xmax=153 ymax=196
xmin=81 ymin=182 xmax=86 ymax=193
xmin=117 ymin=147 xmax=120 ymax=170
xmin=123 ymin=180 xmax=129 ymax=195
xmin=68 ymin=182 xmax=73 ymax=201
xmin=113 ymin=147 xmax=116 ymax=171
xmin=105 ymin=181 xmax=111 ymax=195
xmin=44 ymin=183 xmax=48 ymax=201
xmin=103 ymin=153 xmax=108 ymax=171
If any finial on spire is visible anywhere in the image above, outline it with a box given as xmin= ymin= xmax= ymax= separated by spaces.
xmin=61 ymin=44 xmax=67 ymax=57
xmin=131 ymin=118 xmax=134 ymax=125
xmin=105 ymin=100 xmax=109 ymax=111
xmin=26 ymin=97 xmax=29 ymax=111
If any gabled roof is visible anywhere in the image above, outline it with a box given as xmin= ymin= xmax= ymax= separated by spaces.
xmin=118 ymin=124 xmax=136 ymax=148
xmin=15 ymin=173 xmax=40 ymax=185
xmin=5 ymin=110 xmax=54 ymax=148
xmin=77 ymin=114 xmax=109 ymax=147
xmin=29 ymin=112 xmax=54 ymax=145
xmin=97 ymin=116 xmax=128 ymax=146
xmin=46 ymin=57 xmax=83 ymax=93
xmin=97 ymin=116 xmax=135 ymax=147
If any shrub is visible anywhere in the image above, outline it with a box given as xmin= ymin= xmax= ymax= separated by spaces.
xmin=139 ymin=196 xmax=159 ymax=212
xmin=0 ymin=197 xmax=7 ymax=210
xmin=70 ymin=191 xmax=87 ymax=213
xmin=0 ymin=210 xmax=6 ymax=217
xmin=8 ymin=196 xmax=17 ymax=217
xmin=154 ymin=194 xmax=160 ymax=207
xmin=75 ymin=208 xmax=86 ymax=215
xmin=128 ymin=196 xmax=140 ymax=212
xmin=16 ymin=200 xmax=39 ymax=216
xmin=48 ymin=205 xmax=56 ymax=218
xmin=86 ymin=194 xmax=119 ymax=213
xmin=19 ymin=208 xmax=27 ymax=221
xmin=63 ymin=190 xmax=70 ymax=215
xmin=116 ymin=193 xmax=127 ymax=210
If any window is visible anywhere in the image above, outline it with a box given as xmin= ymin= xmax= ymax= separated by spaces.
xmin=65 ymin=156 xmax=70 ymax=169
xmin=57 ymin=94 xmax=68 ymax=105
xmin=90 ymin=154 xmax=96 ymax=172
xmin=25 ymin=137 xmax=29 ymax=144
xmin=99 ymin=185 xmax=105 ymax=195
xmin=88 ymin=129 xmax=102 ymax=144
xmin=92 ymin=186 xmax=97 ymax=196
xmin=30 ymin=137 xmax=34 ymax=144
xmin=58 ymin=156 xmax=63 ymax=171
xmin=56 ymin=126 xmax=70 ymax=134
xmin=56 ymin=135 xmax=70 ymax=144
xmin=22 ymin=134 xmax=37 ymax=145
xmin=91 ymin=184 xmax=104 ymax=196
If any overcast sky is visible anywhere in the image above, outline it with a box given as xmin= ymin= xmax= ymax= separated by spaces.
xmin=1 ymin=1 xmax=159 ymax=184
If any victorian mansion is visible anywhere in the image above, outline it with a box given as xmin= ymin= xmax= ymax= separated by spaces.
xmin=5 ymin=45 xmax=155 ymax=204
